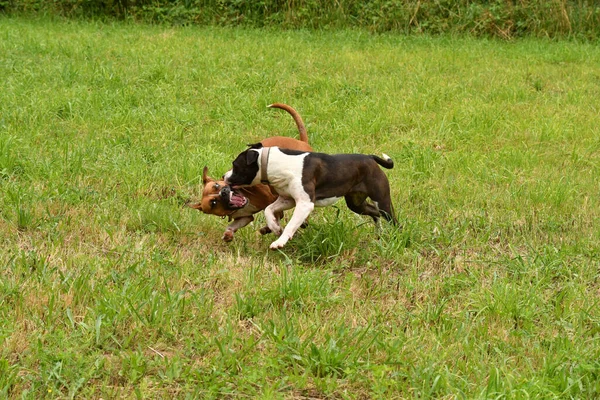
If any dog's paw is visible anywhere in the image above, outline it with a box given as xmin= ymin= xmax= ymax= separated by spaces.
xmin=259 ymin=226 xmax=272 ymax=235
xmin=269 ymin=236 xmax=288 ymax=250
xmin=265 ymin=215 xmax=282 ymax=236
xmin=222 ymin=230 xmax=234 ymax=242
xmin=266 ymin=223 xmax=283 ymax=237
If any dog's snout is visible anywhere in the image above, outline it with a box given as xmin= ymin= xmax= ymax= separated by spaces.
xmin=219 ymin=186 xmax=231 ymax=199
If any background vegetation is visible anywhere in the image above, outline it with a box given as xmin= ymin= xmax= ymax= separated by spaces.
xmin=1 ymin=15 xmax=599 ymax=399
xmin=2 ymin=0 xmax=600 ymax=39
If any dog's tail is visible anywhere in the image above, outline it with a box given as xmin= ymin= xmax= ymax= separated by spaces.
xmin=268 ymin=103 xmax=308 ymax=143
xmin=372 ymin=153 xmax=394 ymax=169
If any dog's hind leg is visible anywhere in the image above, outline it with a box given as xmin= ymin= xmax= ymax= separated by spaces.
xmin=366 ymin=173 xmax=398 ymax=225
xmin=344 ymin=193 xmax=381 ymax=223
xmin=371 ymin=193 xmax=397 ymax=224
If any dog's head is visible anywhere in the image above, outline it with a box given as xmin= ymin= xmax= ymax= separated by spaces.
xmin=189 ymin=166 xmax=249 ymax=217
xmin=223 ymin=143 xmax=263 ymax=187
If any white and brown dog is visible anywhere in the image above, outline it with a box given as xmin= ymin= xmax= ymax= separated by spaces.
xmin=224 ymin=143 xmax=397 ymax=249
xmin=189 ymin=104 xmax=313 ymax=241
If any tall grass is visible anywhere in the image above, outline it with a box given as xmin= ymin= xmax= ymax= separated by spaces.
xmin=0 ymin=17 xmax=599 ymax=398
xmin=4 ymin=0 xmax=600 ymax=39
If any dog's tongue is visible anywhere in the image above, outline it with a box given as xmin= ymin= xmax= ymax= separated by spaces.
xmin=230 ymin=193 xmax=247 ymax=207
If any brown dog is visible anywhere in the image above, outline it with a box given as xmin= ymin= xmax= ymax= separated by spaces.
xmin=189 ymin=104 xmax=313 ymax=241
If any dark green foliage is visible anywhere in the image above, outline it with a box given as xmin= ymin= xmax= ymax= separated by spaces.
xmin=4 ymin=0 xmax=600 ymax=39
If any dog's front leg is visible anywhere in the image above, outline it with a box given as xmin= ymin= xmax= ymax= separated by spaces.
xmin=223 ymin=216 xmax=253 ymax=242
xmin=270 ymin=201 xmax=314 ymax=249
xmin=265 ymin=196 xmax=295 ymax=236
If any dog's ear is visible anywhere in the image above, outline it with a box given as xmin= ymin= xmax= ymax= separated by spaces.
xmin=202 ymin=166 xmax=214 ymax=185
xmin=188 ymin=201 xmax=202 ymax=211
xmin=247 ymin=142 xmax=263 ymax=149
xmin=246 ymin=149 xmax=260 ymax=166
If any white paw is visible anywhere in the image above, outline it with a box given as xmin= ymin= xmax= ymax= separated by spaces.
xmin=269 ymin=236 xmax=289 ymax=250
xmin=267 ymin=221 xmax=283 ymax=236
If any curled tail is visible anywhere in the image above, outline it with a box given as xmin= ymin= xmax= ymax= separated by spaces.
xmin=372 ymin=153 xmax=394 ymax=169
xmin=268 ymin=103 xmax=308 ymax=143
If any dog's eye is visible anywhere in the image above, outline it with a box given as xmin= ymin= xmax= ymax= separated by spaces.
xmin=210 ymin=199 xmax=217 ymax=208
xmin=214 ymin=184 xmax=220 ymax=190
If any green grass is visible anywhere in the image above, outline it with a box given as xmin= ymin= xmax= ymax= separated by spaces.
xmin=1 ymin=16 xmax=600 ymax=398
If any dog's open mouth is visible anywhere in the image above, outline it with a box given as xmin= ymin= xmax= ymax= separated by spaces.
xmin=225 ymin=188 xmax=248 ymax=209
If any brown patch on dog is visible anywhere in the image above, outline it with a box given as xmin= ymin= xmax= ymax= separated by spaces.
xmin=191 ymin=103 xmax=313 ymax=241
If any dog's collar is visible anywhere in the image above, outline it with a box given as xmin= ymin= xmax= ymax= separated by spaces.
xmin=260 ymin=147 xmax=270 ymax=184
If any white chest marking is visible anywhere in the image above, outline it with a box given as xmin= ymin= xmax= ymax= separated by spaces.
xmin=258 ymin=149 xmax=309 ymax=197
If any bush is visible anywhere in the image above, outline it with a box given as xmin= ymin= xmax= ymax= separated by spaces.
xmin=3 ymin=0 xmax=600 ymax=39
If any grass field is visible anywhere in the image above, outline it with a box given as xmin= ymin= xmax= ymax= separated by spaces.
xmin=1 ymin=16 xmax=599 ymax=398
